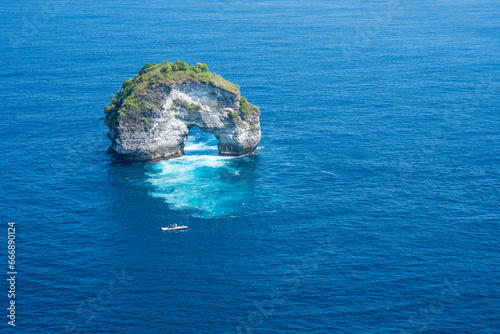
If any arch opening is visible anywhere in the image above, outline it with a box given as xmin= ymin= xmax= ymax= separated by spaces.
xmin=183 ymin=126 xmax=219 ymax=156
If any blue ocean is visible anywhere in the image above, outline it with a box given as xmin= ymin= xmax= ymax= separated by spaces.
xmin=1 ymin=0 xmax=499 ymax=333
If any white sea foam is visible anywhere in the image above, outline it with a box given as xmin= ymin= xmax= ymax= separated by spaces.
xmin=146 ymin=128 xmax=251 ymax=217
xmin=184 ymin=140 xmax=218 ymax=152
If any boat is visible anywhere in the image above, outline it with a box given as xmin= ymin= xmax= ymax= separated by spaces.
xmin=162 ymin=224 xmax=188 ymax=231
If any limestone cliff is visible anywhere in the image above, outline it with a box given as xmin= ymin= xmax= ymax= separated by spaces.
xmin=104 ymin=61 xmax=261 ymax=162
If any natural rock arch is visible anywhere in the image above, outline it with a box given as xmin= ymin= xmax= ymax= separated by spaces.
xmin=182 ymin=125 xmax=219 ymax=155
xmin=107 ymin=81 xmax=261 ymax=162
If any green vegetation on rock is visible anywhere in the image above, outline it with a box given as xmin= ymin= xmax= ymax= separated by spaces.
xmin=104 ymin=60 xmax=241 ymax=129
xmin=171 ymin=60 xmax=189 ymax=71
xmin=227 ymin=110 xmax=242 ymax=124
xmin=237 ymin=96 xmax=260 ymax=123
xmin=174 ymin=99 xmax=202 ymax=113
xmin=190 ymin=63 xmax=209 ymax=73
xmin=239 ymin=96 xmax=252 ymax=116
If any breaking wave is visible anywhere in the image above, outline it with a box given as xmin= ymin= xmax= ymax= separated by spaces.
xmin=146 ymin=127 xmax=258 ymax=217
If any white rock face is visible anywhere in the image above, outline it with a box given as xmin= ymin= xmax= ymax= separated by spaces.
xmin=107 ymin=82 xmax=261 ymax=161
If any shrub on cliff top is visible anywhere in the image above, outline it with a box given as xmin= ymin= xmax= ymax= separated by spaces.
xmin=160 ymin=63 xmax=172 ymax=73
xmin=171 ymin=60 xmax=189 ymax=71
xmin=190 ymin=63 xmax=209 ymax=73
xmin=138 ymin=63 xmax=156 ymax=76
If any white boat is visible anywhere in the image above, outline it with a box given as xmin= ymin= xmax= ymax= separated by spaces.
xmin=162 ymin=224 xmax=188 ymax=231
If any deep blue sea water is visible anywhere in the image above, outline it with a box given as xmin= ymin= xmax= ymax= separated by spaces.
xmin=1 ymin=0 xmax=499 ymax=333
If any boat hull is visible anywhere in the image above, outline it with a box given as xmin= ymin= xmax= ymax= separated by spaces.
xmin=162 ymin=226 xmax=188 ymax=231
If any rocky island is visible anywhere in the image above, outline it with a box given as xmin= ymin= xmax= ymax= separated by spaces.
xmin=104 ymin=60 xmax=261 ymax=162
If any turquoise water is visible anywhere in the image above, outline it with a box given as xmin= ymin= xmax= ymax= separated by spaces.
xmin=147 ymin=128 xmax=261 ymax=218
xmin=1 ymin=0 xmax=499 ymax=333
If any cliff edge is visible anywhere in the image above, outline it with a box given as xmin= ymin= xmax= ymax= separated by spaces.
xmin=104 ymin=60 xmax=261 ymax=162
